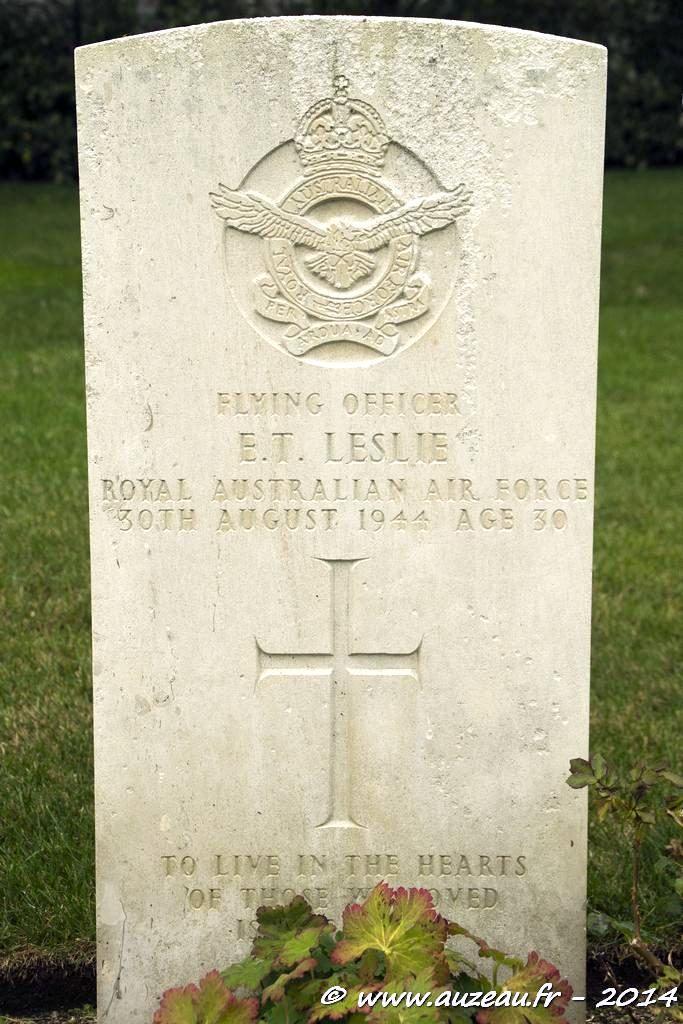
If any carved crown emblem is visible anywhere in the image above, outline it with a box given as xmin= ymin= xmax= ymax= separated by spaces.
xmin=210 ymin=76 xmax=471 ymax=363
xmin=294 ymin=74 xmax=390 ymax=174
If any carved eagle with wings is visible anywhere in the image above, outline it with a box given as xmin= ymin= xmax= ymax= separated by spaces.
xmin=210 ymin=183 xmax=472 ymax=290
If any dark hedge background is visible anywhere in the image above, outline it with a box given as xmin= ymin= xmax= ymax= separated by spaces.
xmin=1 ymin=0 xmax=682 ymax=181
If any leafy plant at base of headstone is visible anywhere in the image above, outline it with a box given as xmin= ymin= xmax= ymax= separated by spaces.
xmin=567 ymin=754 xmax=683 ymax=1019
xmin=154 ymin=970 xmax=259 ymax=1024
xmin=154 ymin=882 xmax=573 ymax=1023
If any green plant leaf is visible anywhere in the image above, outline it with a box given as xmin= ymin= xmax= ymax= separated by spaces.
xmin=596 ymin=800 xmax=611 ymax=821
xmin=359 ymin=948 xmax=385 ymax=983
xmin=475 ymin=952 xmax=572 ymax=1023
xmin=566 ymin=773 xmax=593 ymax=790
xmin=282 ymin=927 xmax=329 ymax=965
xmin=222 ymin=957 xmax=272 ymax=991
xmin=568 ymin=758 xmax=592 ymax=775
xmin=586 ymin=911 xmax=612 ymax=938
xmin=657 ymin=966 xmax=683 ymax=987
xmin=611 ymin=919 xmax=636 ymax=940
xmin=154 ymin=987 xmax=196 ymax=1024
xmin=290 ymin=976 xmax=334 ymax=1011
xmin=262 ymin=956 xmax=317 ymax=1003
xmin=262 ymin=996 xmax=295 ymax=1024
xmin=331 ymin=884 xmax=447 ymax=982
xmin=253 ymin=896 xmax=333 ymax=969
xmin=154 ymin=972 xmax=259 ymax=1024
xmin=592 ymin=753 xmax=607 ymax=780
xmin=658 ymin=770 xmax=683 ymax=788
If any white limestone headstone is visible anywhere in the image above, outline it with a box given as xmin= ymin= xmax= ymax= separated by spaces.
xmin=76 ymin=17 xmax=606 ymax=1023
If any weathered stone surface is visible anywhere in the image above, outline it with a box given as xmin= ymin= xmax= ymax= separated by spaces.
xmin=76 ymin=17 xmax=606 ymax=1023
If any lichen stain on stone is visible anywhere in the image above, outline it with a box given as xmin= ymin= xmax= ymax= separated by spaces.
xmin=135 ymin=695 xmax=152 ymax=715
xmin=480 ymin=33 xmax=605 ymax=128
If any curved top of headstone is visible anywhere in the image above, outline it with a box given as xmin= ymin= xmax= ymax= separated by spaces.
xmin=75 ymin=15 xmax=607 ymax=56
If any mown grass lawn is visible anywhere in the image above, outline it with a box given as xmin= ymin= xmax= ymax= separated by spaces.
xmin=0 ymin=171 xmax=681 ymax=965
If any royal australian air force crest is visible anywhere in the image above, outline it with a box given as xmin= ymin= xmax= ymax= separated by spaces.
xmin=211 ymin=75 xmax=471 ymax=365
